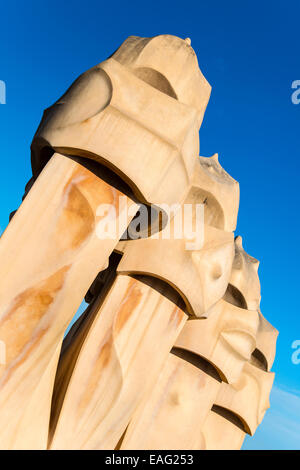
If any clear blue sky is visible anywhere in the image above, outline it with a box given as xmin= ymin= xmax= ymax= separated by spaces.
xmin=0 ymin=0 xmax=299 ymax=449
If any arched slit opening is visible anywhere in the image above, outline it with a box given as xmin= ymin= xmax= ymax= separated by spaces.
xmin=30 ymin=147 xmax=169 ymax=238
xmin=171 ymin=347 xmax=224 ymax=383
xmin=223 ymin=284 xmax=247 ymax=309
xmin=31 ymin=143 xmax=144 ymax=203
xmin=128 ymin=273 xmax=190 ymax=315
xmin=133 ymin=67 xmax=178 ymax=99
xmin=250 ymin=348 xmax=268 ymax=371
xmin=211 ymin=404 xmax=251 ymax=435
xmin=56 ymin=150 xmax=145 ymax=202
xmin=121 ymin=204 xmax=168 ymax=240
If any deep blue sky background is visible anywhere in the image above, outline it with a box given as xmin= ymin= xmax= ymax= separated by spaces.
xmin=0 ymin=0 xmax=299 ymax=449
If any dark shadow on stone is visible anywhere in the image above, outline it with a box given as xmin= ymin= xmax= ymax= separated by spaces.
xmin=171 ymin=347 xmax=223 ymax=382
xmin=130 ymin=274 xmax=189 ymax=315
xmin=211 ymin=405 xmax=250 ymax=434
xmin=223 ymin=283 xmax=247 ymax=309
xmin=250 ymin=348 xmax=268 ymax=371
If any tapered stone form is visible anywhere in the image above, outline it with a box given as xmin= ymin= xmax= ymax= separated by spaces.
xmin=175 ymin=301 xmax=259 ymax=383
xmin=120 ymin=237 xmax=275 ymax=450
xmin=117 ymin=156 xmax=239 ymax=317
xmin=204 ymin=251 xmax=276 ymax=450
xmin=119 ymin=155 xmax=237 ymax=449
xmin=0 ymin=155 xmax=136 ymax=449
xmin=0 ymin=34 xmax=210 ymax=450
xmin=199 ymin=246 xmax=278 ymax=450
xmin=46 ymin=35 xmax=211 ymax=450
xmin=201 ymin=362 xmax=275 ymax=450
xmin=49 ymin=151 xmax=238 ymax=448
xmin=121 ymin=352 xmax=221 ymax=450
xmin=49 ymin=275 xmax=187 ymax=449
xmin=31 ymin=35 xmax=211 ymax=207
xmin=214 ymin=362 xmax=274 ymax=436
xmin=120 ymin=302 xmax=261 ymax=449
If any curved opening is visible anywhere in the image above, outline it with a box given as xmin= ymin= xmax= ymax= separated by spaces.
xmin=31 ymin=143 xmax=147 ymax=202
xmin=57 ymin=150 xmax=144 ymax=203
xmin=129 ymin=273 xmax=189 ymax=315
xmin=171 ymin=347 xmax=224 ymax=383
xmin=250 ymin=348 xmax=268 ymax=371
xmin=31 ymin=148 xmax=169 ymax=238
xmin=121 ymin=204 xmax=168 ymax=240
xmin=211 ymin=405 xmax=251 ymax=435
xmin=223 ymin=284 xmax=247 ymax=310
xmin=133 ymin=67 xmax=178 ymax=99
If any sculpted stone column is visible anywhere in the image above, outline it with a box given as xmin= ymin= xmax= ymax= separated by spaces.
xmin=48 ymin=153 xmax=236 ymax=449
xmin=201 ymin=311 xmax=278 ymax=449
xmin=0 ymin=34 xmax=210 ymax=449
xmin=197 ymin=238 xmax=278 ymax=450
xmin=0 ymin=33 xmax=277 ymax=451
xmin=49 ymin=273 xmax=188 ymax=450
xmin=120 ymin=236 xmax=275 ymax=450
xmin=117 ymin=154 xmax=239 ymax=317
xmin=117 ymin=156 xmax=240 ymax=449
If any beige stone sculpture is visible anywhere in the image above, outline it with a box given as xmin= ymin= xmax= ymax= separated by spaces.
xmin=0 ymin=34 xmax=277 ymax=450
xmin=49 ymin=274 xmax=187 ymax=449
xmin=31 ymin=35 xmax=210 ymax=207
xmin=47 ymin=151 xmax=240 ymax=449
xmin=201 ymin=322 xmax=277 ymax=450
xmin=0 ymin=35 xmax=210 ymax=450
xmin=117 ymin=155 xmax=239 ymax=317
xmin=119 ymin=160 xmax=241 ymax=450
xmin=199 ymin=244 xmax=278 ymax=450
xmin=120 ymin=239 xmax=276 ymax=450
xmin=0 ymin=156 xmax=135 ymax=449
xmin=225 ymin=235 xmax=261 ymax=311
xmin=175 ymin=300 xmax=259 ymax=383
